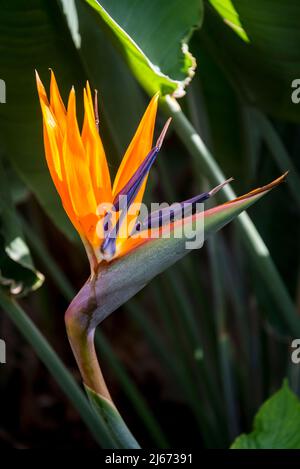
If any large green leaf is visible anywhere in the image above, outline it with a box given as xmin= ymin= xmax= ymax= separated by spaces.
xmin=231 ymin=381 xmax=300 ymax=449
xmin=0 ymin=159 xmax=43 ymax=295
xmin=202 ymin=1 xmax=300 ymax=122
xmin=0 ymin=0 xmax=86 ymax=241
xmin=83 ymin=0 xmax=203 ymax=97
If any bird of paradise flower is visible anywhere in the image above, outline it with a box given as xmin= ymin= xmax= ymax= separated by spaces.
xmin=36 ymin=70 xmax=287 ymax=448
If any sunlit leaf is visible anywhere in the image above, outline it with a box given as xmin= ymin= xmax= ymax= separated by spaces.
xmin=231 ymin=381 xmax=300 ymax=449
xmin=83 ymin=0 xmax=203 ymax=97
xmin=208 ymin=0 xmax=248 ymax=41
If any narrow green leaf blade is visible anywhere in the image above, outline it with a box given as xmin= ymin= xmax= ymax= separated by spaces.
xmin=208 ymin=0 xmax=249 ymax=41
xmin=85 ymin=384 xmax=140 ymax=449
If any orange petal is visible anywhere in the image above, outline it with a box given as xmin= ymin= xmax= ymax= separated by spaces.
xmin=112 ymin=93 xmax=159 ymax=202
xmin=50 ymin=70 xmax=67 ymax=133
xmin=36 ymin=71 xmax=64 ymax=183
xmin=63 ymin=88 xmax=98 ymax=244
xmin=112 ymin=94 xmax=159 ymax=254
xmin=35 ymin=70 xmax=49 ymax=107
xmin=82 ymin=86 xmax=112 ymax=205
xmin=36 ymin=75 xmax=81 ymax=234
xmin=85 ymin=81 xmax=95 ymax=118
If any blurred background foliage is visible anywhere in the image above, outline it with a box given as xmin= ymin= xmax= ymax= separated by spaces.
xmin=0 ymin=0 xmax=300 ymax=448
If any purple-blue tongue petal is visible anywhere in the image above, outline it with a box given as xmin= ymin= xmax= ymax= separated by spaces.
xmin=113 ymin=118 xmax=172 ymax=212
xmin=133 ymin=178 xmax=233 ymax=232
xmin=100 ymin=119 xmax=171 ymax=260
xmin=113 ymin=147 xmax=159 ymax=212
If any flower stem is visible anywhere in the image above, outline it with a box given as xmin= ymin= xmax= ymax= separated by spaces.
xmin=65 ymin=287 xmax=140 ymax=449
xmin=208 ymin=234 xmax=239 ymax=441
xmin=64 ymin=278 xmax=112 ymax=400
xmin=66 ymin=319 xmax=112 ymax=400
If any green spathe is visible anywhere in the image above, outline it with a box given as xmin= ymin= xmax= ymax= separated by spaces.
xmin=66 ymin=174 xmax=286 ymax=332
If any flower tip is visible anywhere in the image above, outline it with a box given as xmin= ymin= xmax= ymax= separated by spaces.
xmin=228 ymin=172 xmax=288 ymax=205
xmin=35 ymin=69 xmax=41 ymax=83
xmin=208 ymin=177 xmax=233 ymax=197
xmin=282 ymin=170 xmax=289 ymax=180
xmin=35 ymin=71 xmax=47 ymax=102
xmin=49 ymin=68 xmax=56 ymax=83
xmin=68 ymin=86 xmax=76 ymax=102
xmin=156 ymin=117 xmax=172 ymax=150
xmin=269 ymin=171 xmax=289 ymax=187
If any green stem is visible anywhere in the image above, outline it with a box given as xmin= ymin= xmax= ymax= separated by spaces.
xmin=95 ymin=332 xmax=169 ymax=448
xmin=65 ymin=316 xmax=112 ymax=400
xmin=0 ymin=289 xmax=116 ymax=448
xmin=161 ymin=95 xmax=299 ymax=336
xmin=65 ymin=292 xmax=140 ymax=449
xmin=208 ymin=235 xmax=239 ymax=441
xmin=218 ymin=235 xmax=253 ymax=426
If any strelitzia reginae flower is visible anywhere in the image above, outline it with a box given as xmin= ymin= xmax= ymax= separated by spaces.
xmin=36 ymin=71 xmax=286 ymax=429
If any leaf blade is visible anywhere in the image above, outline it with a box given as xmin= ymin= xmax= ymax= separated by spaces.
xmin=83 ymin=0 xmax=203 ymax=97
xmin=231 ymin=381 xmax=300 ymax=449
xmin=85 ymin=384 xmax=140 ymax=449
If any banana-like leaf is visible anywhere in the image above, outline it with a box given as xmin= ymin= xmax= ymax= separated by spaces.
xmin=82 ymin=0 xmax=203 ymax=97
xmin=66 ymin=175 xmax=286 ymax=327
